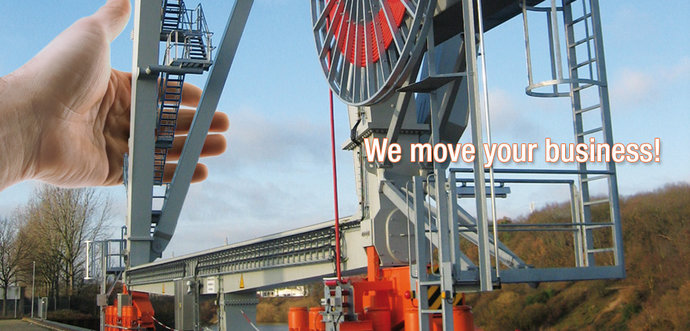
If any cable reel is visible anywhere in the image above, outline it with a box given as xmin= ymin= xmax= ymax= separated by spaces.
xmin=311 ymin=0 xmax=434 ymax=106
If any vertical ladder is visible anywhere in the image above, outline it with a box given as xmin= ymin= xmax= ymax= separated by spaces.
xmin=406 ymin=0 xmax=491 ymax=327
xmin=411 ymin=176 xmax=442 ymax=329
xmin=562 ymin=0 xmax=624 ymax=268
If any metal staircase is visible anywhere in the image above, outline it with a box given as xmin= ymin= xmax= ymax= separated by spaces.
xmin=161 ymin=0 xmax=184 ymax=34
xmin=152 ymin=0 xmax=214 ymax=186
xmin=154 ymin=73 xmax=185 ymax=184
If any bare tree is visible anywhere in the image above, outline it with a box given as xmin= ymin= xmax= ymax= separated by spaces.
xmin=21 ymin=185 xmax=109 ymax=309
xmin=0 ymin=214 xmax=29 ymax=316
xmin=18 ymin=199 xmax=64 ymax=311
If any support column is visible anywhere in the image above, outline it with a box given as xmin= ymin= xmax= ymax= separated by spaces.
xmin=219 ymin=292 xmax=259 ymax=331
xmin=174 ymin=278 xmax=200 ymax=331
xmin=462 ymin=0 xmax=493 ymax=292
xmin=127 ymin=0 xmax=161 ymax=267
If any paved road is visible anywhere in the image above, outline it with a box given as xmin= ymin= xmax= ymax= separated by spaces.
xmin=0 ymin=319 xmax=50 ymax=330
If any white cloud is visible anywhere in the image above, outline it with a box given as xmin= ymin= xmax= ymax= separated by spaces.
xmin=483 ymin=88 xmax=546 ymax=141
xmin=610 ymin=57 xmax=690 ymax=107
xmin=161 ymin=107 xmax=358 ymax=255
xmin=222 ymin=108 xmax=331 ymax=169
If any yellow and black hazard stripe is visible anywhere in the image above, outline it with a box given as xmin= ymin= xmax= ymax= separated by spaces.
xmin=426 ymin=265 xmax=464 ymax=309
xmin=427 ymin=286 xmax=463 ymax=309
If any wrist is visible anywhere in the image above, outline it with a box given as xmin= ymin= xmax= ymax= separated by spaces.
xmin=0 ymin=72 xmax=42 ymax=189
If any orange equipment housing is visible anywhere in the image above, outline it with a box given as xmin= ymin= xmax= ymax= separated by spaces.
xmin=289 ymin=246 xmax=475 ymax=331
xmin=104 ymin=287 xmax=155 ymax=331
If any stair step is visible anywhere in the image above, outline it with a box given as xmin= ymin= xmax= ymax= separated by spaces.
xmin=156 ymin=139 xmax=174 ymax=149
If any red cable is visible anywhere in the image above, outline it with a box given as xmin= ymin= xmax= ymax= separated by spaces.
xmin=326 ymin=16 xmax=342 ymax=283
xmin=330 ymin=81 xmax=342 ymax=283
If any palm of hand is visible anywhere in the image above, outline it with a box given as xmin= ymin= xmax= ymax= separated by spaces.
xmin=17 ymin=1 xmax=226 ymax=187
xmin=24 ymin=16 xmax=130 ymax=186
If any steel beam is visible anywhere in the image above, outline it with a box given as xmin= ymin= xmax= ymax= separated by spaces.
xmin=127 ymin=0 xmax=162 ymax=268
xmin=462 ymin=0 xmax=493 ymax=291
xmin=127 ymin=218 xmax=368 ymax=293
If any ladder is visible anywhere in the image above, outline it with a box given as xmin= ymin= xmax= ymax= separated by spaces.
xmin=403 ymin=0 xmax=491 ymax=327
xmin=562 ymin=0 xmax=624 ymax=268
xmin=410 ymin=175 xmax=457 ymax=329
xmin=521 ymin=0 xmax=624 ymax=269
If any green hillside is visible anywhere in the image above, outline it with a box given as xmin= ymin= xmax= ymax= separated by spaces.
xmin=466 ymin=183 xmax=690 ymax=330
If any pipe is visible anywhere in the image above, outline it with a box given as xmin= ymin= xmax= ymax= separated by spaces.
xmin=475 ymin=0 xmax=501 ymax=280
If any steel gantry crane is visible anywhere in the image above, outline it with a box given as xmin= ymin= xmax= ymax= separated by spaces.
xmin=89 ymin=0 xmax=626 ymax=330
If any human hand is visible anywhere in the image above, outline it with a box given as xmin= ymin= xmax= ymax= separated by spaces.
xmin=0 ymin=0 xmax=228 ymax=190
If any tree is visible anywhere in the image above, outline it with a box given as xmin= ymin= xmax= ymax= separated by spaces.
xmin=21 ymin=185 xmax=109 ymax=309
xmin=0 ymin=214 xmax=29 ymax=316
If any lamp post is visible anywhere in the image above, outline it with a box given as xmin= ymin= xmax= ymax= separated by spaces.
xmin=31 ymin=261 xmax=35 ymax=318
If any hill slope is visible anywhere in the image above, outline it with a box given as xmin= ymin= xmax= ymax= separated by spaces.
xmin=466 ymin=183 xmax=690 ymax=330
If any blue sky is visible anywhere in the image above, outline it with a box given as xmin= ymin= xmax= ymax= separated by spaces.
xmin=0 ymin=1 xmax=688 ymax=257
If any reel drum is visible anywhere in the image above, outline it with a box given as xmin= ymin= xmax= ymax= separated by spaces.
xmin=311 ymin=0 xmax=433 ymax=106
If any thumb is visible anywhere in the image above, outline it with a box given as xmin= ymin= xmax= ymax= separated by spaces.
xmin=92 ymin=0 xmax=131 ymax=42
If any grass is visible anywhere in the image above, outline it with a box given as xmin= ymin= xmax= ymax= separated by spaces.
xmin=464 ymin=183 xmax=690 ymax=330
